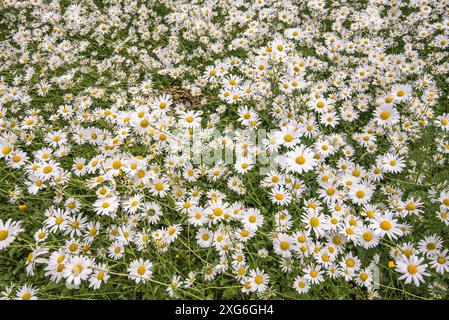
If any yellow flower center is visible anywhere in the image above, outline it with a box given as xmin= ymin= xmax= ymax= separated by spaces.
xmin=0 ymin=230 xmax=9 ymax=241
xmin=284 ymin=134 xmax=293 ymax=142
xmin=69 ymin=243 xmax=78 ymax=252
xmin=72 ymin=264 xmax=83 ymax=275
xmin=137 ymin=265 xmax=146 ymax=276
xmin=360 ymin=273 xmax=368 ymax=281
xmin=346 ymin=258 xmax=355 ymax=267
xmin=155 ymin=183 xmax=164 ymax=191
xmin=43 ymin=165 xmax=53 ymax=174
xmin=380 ymin=110 xmax=390 ymax=120
xmin=407 ymin=265 xmax=417 ymax=275
xmin=21 ymin=292 xmax=31 ymax=300
xmin=363 ymin=232 xmax=373 ymax=241
xmin=356 ymin=190 xmax=365 ymax=198
xmin=140 ymin=119 xmax=149 ymax=128
xmin=295 ymin=156 xmax=305 ymax=165
xmin=380 ymin=220 xmax=391 ymax=231
xmin=2 ymin=146 xmax=12 ymax=155
xmin=213 ymin=208 xmax=223 ymax=217
xmin=280 ymin=241 xmax=290 ymax=250
xmin=310 ymin=217 xmax=319 ymax=228
xmin=275 ymin=193 xmax=284 ymax=200
xmin=112 ymin=160 xmax=122 ymax=169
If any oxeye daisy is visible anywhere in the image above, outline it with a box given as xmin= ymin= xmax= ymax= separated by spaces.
xmin=372 ymin=211 xmax=403 ymax=240
xmin=108 ymin=241 xmax=125 ymax=260
xmin=150 ymin=177 xmax=170 ymax=197
xmin=275 ymin=210 xmax=293 ymax=231
xmin=269 ymin=186 xmax=292 ymax=205
xmin=318 ymin=182 xmax=340 ymax=204
xmin=273 ymin=233 xmax=296 ymax=258
xmin=179 ymin=110 xmax=201 ymax=128
xmin=395 ymin=255 xmax=429 ymax=286
xmin=0 ymin=219 xmax=23 ymax=250
xmin=234 ymin=157 xmax=254 ymax=174
xmin=242 ymin=208 xmax=264 ymax=231
xmin=184 ymin=271 xmax=197 ymax=288
xmin=429 ymin=249 xmax=449 ymax=274
xmin=391 ymin=84 xmax=412 ymax=101
xmin=303 ymin=264 xmax=325 ymax=285
xmin=355 ymin=268 xmax=374 ymax=288
xmin=358 ymin=227 xmax=379 ymax=249
xmin=6 ymin=149 xmax=28 ymax=169
xmin=380 ymin=152 xmax=406 ymax=173
xmin=89 ymin=264 xmax=110 ymax=290
xmin=127 ymin=259 xmax=153 ymax=283
xmin=63 ymin=256 xmax=92 ymax=286
xmin=196 ymin=228 xmax=213 ymax=248
xmin=93 ymin=196 xmax=119 ymax=216
xmin=15 ymin=284 xmax=38 ymax=300
xmin=248 ymin=268 xmax=269 ymax=293
xmin=436 ymin=113 xmax=449 ymax=131
xmin=37 ymin=160 xmax=61 ymax=181
xmin=123 ymin=194 xmax=143 ymax=214
xmin=418 ymin=235 xmax=443 ymax=257
xmin=284 ymin=145 xmax=317 ymax=174
xmin=438 ymin=191 xmax=449 ymax=209
xmin=65 ymin=197 xmax=81 ymax=213
xmin=277 ymin=125 xmax=299 ymax=148
xmin=206 ymin=199 xmax=229 ymax=223
xmin=301 ymin=210 xmax=329 ymax=237
xmin=0 ymin=0 xmax=448 ymax=301
xmin=375 ymin=104 xmax=399 ymax=126
xmin=349 ymin=183 xmax=374 ymax=205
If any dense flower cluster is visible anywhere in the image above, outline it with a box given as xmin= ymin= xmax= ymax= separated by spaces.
xmin=0 ymin=0 xmax=449 ymax=300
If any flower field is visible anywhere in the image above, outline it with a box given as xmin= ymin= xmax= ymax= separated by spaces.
xmin=1 ymin=0 xmax=449 ymax=300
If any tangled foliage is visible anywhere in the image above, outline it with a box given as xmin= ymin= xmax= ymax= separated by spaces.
xmin=1 ymin=0 xmax=449 ymax=300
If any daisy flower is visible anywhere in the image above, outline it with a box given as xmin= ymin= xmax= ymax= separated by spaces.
xmin=128 ymin=258 xmax=153 ymax=283
xmin=0 ymin=219 xmax=24 ymax=250
xmin=380 ymin=152 xmax=406 ymax=173
xmin=242 ymin=208 xmax=264 ymax=231
xmin=284 ymin=145 xmax=317 ymax=174
xmin=375 ymin=105 xmax=399 ymax=126
xmin=269 ymin=186 xmax=292 ymax=205
xmin=395 ymin=255 xmax=429 ymax=286
xmin=293 ymin=276 xmax=311 ymax=294
xmin=349 ymin=183 xmax=374 ymax=205
xmin=301 ymin=209 xmax=329 ymax=237
xmin=429 ymin=249 xmax=449 ymax=274
xmin=15 ymin=284 xmax=38 ymax=300
xmin=248 ymin=268 xmax=269 ymax=293
xmin=372 ymin=211 xmax=403 ymax=240
xmin=63 ymin=256 xmax=93 ymax=286
xmin=303 ymin=264 xmax=325 ymax=285
xmin=273 ymin=233 xmax=296 ymax=258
